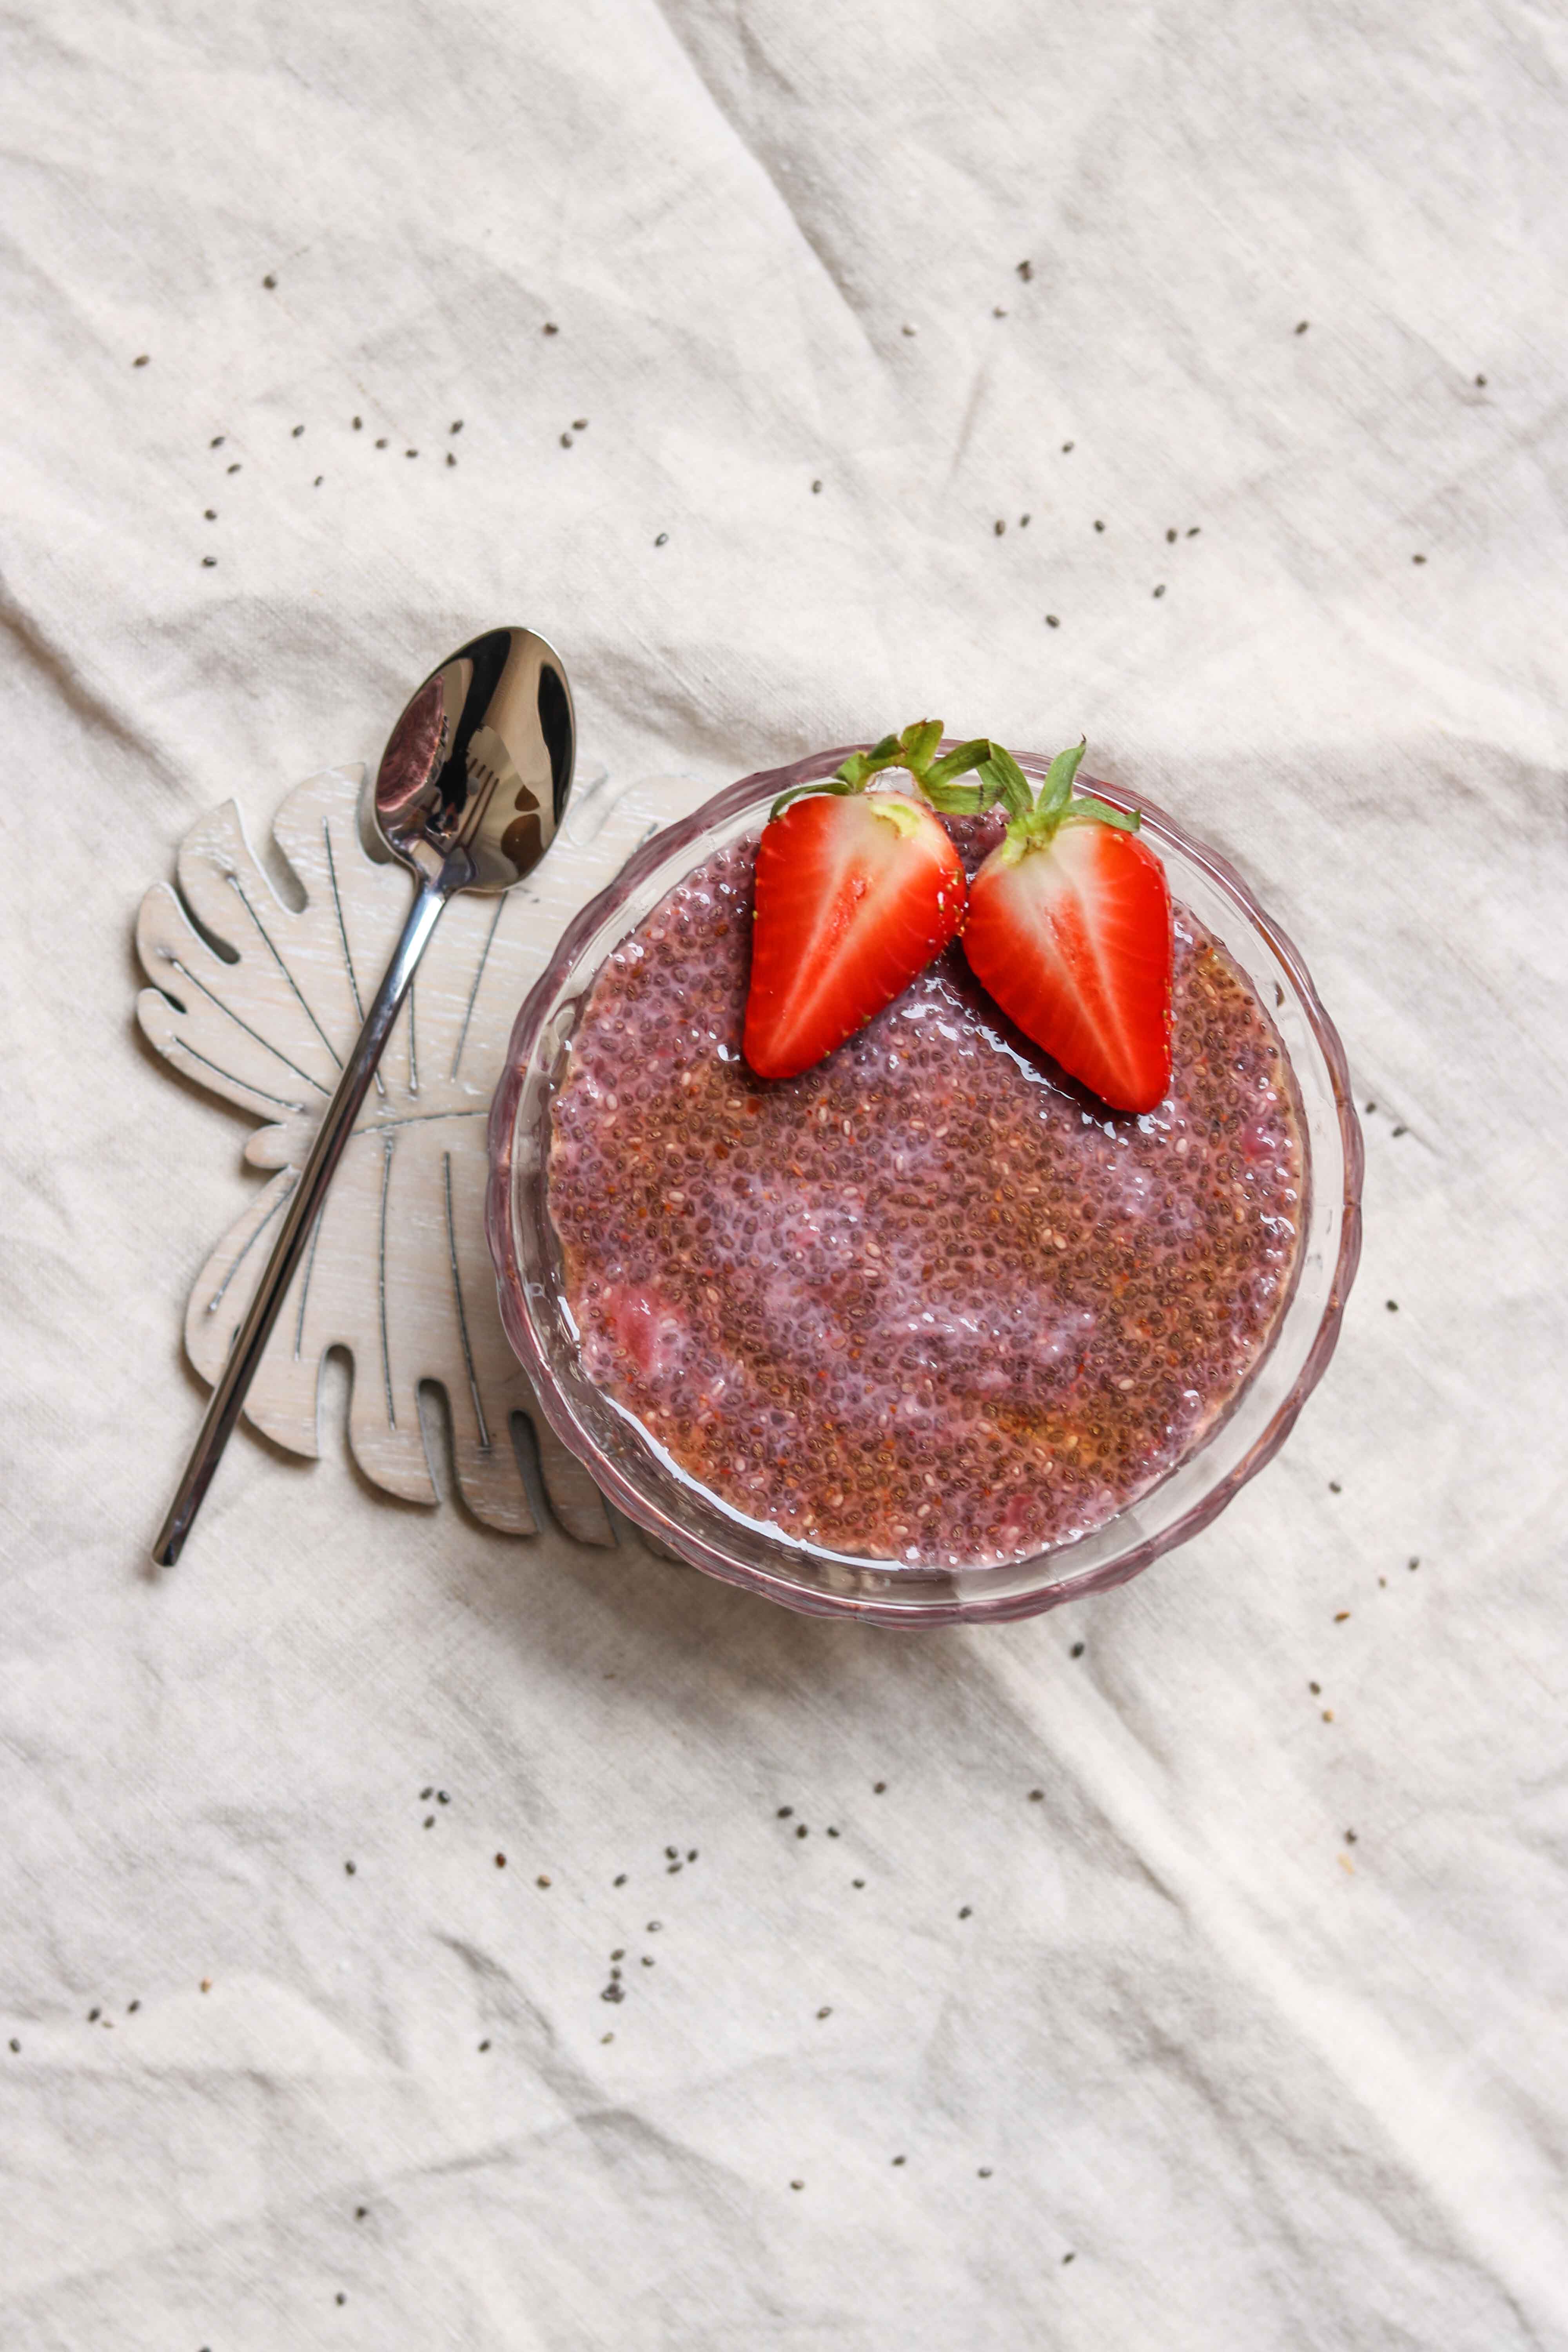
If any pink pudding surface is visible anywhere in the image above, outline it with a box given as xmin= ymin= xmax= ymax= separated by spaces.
xmin=546 ymin=815 xmax=1304 ymax=1568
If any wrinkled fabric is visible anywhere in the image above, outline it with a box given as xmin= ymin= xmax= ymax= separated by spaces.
xmin=2 ymin=2 xmax=1566 ymax=2346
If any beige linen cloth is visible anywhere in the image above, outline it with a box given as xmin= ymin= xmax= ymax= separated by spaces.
xmin=2 ymin=2 xmax=1565 ymax=2345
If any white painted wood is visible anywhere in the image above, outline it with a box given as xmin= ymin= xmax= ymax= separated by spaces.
xmin=136 ymin=760 xmax=705 ymax=1540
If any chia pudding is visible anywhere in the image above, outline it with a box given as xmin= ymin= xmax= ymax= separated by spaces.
xmin=546 ymin=813 xmax=1304 ymax=1567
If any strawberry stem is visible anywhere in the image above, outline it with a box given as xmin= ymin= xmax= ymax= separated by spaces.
xmin=769 ymin=724 xmax=1138 ymax=834
xmin=771 ymin=720 xmax=993 ymax=819
xmin=996 ymin=738 xmax=1141 ymax=863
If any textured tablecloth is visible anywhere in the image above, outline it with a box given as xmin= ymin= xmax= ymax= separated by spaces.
xmin=3 ymin=2 xmax=1566 ymax=2345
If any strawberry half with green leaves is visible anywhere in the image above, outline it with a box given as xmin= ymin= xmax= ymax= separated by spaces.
xmin=742 ymin=720 xmax=985 ymax=1081
xmin=962 ymin=741 xmax=1173 ymax=1114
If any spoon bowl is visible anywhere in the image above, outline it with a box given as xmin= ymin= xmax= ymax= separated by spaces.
xmin=375 ymin=626 xmax=575 ymax=889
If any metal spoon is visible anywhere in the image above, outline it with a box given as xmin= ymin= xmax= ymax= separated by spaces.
xmin=152 ymin=625 xmax=575 ymax=1567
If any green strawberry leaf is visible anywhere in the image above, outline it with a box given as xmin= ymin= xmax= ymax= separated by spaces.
xmin=976 ymin=744 xmax=1034 ymax=820
xmin=925 ymin=738 xmax=992 ymax=790
xmin=921 ymin=777 xmax=985 ymax=813
xmin=1061 ymin=794 xmax=1140 ymax=833
xmin=1036 ymin=738 xmax=1087 ymax=817
xmin=897 ymin=718 xmax=945 ymax=773
xmin=834 ymin=735 xmax=902 ymax=791
xmin=770 ymin=776 xmax=858 ymax=820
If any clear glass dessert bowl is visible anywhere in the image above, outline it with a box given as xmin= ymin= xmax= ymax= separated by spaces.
xmin=485 ymin=746 xmax=1363 ymax=1626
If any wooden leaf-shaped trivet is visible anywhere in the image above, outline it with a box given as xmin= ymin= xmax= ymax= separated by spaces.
xmin=136 ymin=761 xmax=702 ymax=1539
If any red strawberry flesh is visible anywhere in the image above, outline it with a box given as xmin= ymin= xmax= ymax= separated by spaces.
xmin=963 ymin=819 xmax=1173 ymax=1113
xmin=743 ymin=791 xmax=967 ymax=1080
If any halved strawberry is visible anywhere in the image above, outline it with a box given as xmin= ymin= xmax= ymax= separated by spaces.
xmin=962 ymin=743 xmax=1172 ymax=1113
xmin=743 ymin=787 xmax=968 ymax=1080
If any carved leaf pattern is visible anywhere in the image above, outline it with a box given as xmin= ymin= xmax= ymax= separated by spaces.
xmin=136 ymin=761 xmax=701 ymax=1540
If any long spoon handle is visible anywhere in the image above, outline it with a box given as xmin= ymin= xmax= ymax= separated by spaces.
xmin=152 ymin=875 xmax=450 ymax=1566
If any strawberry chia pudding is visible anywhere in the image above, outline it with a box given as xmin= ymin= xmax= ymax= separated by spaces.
xmin=546 ymin=814 xmax=1304 ymax=1568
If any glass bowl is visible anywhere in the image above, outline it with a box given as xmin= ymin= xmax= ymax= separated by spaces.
xmin=485 ymin=746 xmax=1362 ymax=1626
